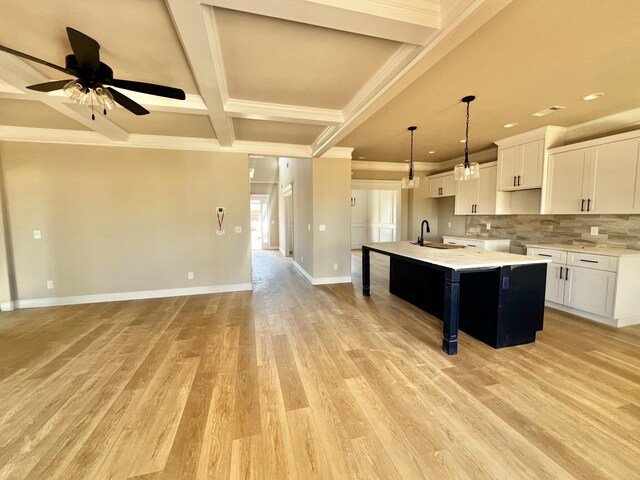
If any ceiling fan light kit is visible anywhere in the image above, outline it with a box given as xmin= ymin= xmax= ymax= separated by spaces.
xmin=454 ymin=95 xmax=480 ymax=181
xmin=401 ymin=125 xmax=420 ymax=190
xmin=0 ymin=27 xmax=186 ymax=119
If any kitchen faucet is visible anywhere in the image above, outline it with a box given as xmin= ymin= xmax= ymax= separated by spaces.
xmin=419 ymin=220 xmax=430 ymax=246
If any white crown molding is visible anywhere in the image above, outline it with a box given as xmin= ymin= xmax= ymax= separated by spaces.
xmin=200 ymin=0 xmax=439 ymax=44
xmin=293 ymin=260 xmax=351 ymax=286
xmin=225 ymin=98 xmax=343 ymax=125
xmin=548 ymin=129 xmax=640 ymax=155
xmin=494 ymin=125 xmax=567 ymax=147
xmin=232 ymin=140 xmax=311 ymax=157
xmin=319 ymin=146 xmax=354 ymax=159
xmin=351 ymin=179 xmax=401 ymax=190
xmin=350 ymin=160 xmax=439 ymax=172
xmin=14 ymin=283 xmax=252 ymax=310
xmin=564 ymin=107 xmax=640 ymax=143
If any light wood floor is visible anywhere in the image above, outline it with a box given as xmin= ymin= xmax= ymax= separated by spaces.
xmin=1 ymin=251 xmax=640 ymax=479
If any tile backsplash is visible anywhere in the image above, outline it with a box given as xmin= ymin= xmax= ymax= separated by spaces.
xmin=466 ymin=215 xmax=640 ymax=253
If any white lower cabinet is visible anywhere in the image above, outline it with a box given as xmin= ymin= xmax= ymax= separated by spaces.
xmin=527 ymin=245 xmax=640 ymax=327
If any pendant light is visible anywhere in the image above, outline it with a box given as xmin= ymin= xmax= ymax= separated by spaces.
xmin=401 ymin=126 xmax=420 ymax=189
xmin=454 ymin=95 xmax=480 ymax=181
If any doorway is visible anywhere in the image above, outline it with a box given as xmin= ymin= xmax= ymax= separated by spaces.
xmin=250 ymin=194 xmax=270 ymax=250
xmin=350 ymin=182 xmax=400 ymax=249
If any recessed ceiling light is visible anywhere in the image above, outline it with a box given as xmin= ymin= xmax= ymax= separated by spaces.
xmin=428 ymin=151 xmax=436 ymax=154
xmin=504 ymin=122 xmax=518 ymax=128
xmin=531 ymin=106 xmax=566 ymax=117
xmin=357 ymin=156 xmax=366 ymax=159
xmin=459 ymin=139 xmax=466 ymax=143
xmin=583 ymin=92 xmax=605 ymax=101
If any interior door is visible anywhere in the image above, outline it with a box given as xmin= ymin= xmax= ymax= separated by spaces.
xmin=350 ymin=189 xmax=368 ymax=248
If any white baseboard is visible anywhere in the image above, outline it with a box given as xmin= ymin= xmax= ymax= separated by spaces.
xmin=292 ymin=261 xmax=352 ymax=286
xmin=1 ymin=301 xmax=15 ymax=312
xmin=545 ymin=301 xmax=640 ymax=327
xmin=14 ymin=283 xmax=253 ymax=310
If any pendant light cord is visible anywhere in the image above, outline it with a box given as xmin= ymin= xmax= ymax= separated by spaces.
xmin=464 ymin=100 xmax=470 ymax=166
xmin=409 ymin=127 xmax=414 ymax=178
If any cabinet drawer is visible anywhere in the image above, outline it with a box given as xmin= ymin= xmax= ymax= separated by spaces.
xmin=567 ymin=252 xmax=617 ymax=272
xmin=527 ymin=248 xmax=567 ymax=264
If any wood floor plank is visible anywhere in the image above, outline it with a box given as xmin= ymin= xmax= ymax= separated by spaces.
xmin=0 ymin=250 xmax=639 ymax=479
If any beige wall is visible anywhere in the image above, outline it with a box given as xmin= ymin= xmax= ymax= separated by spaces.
xmin=1 ymin=142 xmax=252 ymax=302
xmin=0 ymin=143 xmax=16 ymax=309
xmin=250 ymin=183 xmax=279 ymax=248
xmin=313 ymin=156 xmax=351 ymax=278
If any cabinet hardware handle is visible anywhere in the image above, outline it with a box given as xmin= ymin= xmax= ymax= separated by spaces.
xmin=513 ymin=176 xmax=517 ymax=187
xmin=581 ymin=199 xmax=585 ymax=212
xmin=538 ymin=253 xmax=552 ymax=257
xmin=587 ymin=198 xmax=591 ymax=211
xmin=517 ymin=175 xmax=521 ymax=186
xmin=566 ymin=268 xmax=570 ymax=280
xmin=560 ymin=266 xmax=564 ymax=279
xmin=580 ymin=259 xmax=598 ymax=263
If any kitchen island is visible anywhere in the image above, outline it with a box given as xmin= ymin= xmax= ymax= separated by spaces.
xmin=362 ymin=241 xmax=550 ymax=355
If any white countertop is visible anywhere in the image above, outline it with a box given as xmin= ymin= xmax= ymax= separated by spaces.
xmin=365 ymin=241 xmax=550 ymax=270
xmin=527 ymin=243 xmax=640 ymax=257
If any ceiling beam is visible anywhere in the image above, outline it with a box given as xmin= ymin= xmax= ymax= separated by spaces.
xmin=0 ymin=52 xmax=129 ymax=141
xmin=311 ymin=0 xmax=513 ymax=157
xmin=164 ymin=0 xmax=235 ymax=146
xmin=224 ymin=98 xmax=343 ymax=126
xmin=199 ymin=0 xmax=441 ymax=44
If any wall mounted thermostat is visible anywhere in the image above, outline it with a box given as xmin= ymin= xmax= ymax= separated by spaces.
xmin=216 ymin=207 xmax=226 ymax=236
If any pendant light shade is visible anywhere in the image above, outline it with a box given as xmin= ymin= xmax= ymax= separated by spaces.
xmin=454 ymin=95 xmax=480 ymax=181
xmin=401 ymin=126 xmax=420 ymax=189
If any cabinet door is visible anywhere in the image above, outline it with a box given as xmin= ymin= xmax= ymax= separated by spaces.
xmin=545 ymin=263 xmax=566 ymax=304
xmin=564 ymin=265 xmax=616 ymax=317
xmin=520 ymin=139 xmax=544 ymax=188
xmin=441 ymin=174 xmax=455 ymax=196
xmin=428 ymin=177 xmax=443 ymax=198
xmin=589 ymin=139 xmax=638 ymax=213
xmin=497 ymin=145 xmax=518 ymax=190
xmin=454 ymin=178 xmax=478 ymax=214
xmin=546 ymin=149 xmax=589 ymax=213
xmin=636 ymin=141 xmax=640 ymax=212
xmin=350 ymin=189 xmax=369 ymax=248
xmin=476 ymin=165 xmax=497 ymax=214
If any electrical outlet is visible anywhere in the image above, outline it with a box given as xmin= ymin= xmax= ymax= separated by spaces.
xmin=188 ymin=272 xmax=194 ymax=280
xmin=486 ymin=223 xmax=491 ymax=230
xmin=301 ymin=256 xmax=304 ymax=263
xmin=319 ymin=224 xmax=326 ymax=231
xmin=307 ymin=224 xmax=311 ymax=231
xmin=46 ymin=280 xmax=54 ymax=289
xmin=33 ymin=230 xmax=42 ymax=239
xmin=333 ymin=263 xmax=338 ymax=270
xmin=590 ymin=226 xmax=599 ymax=235
xmin=234 ymin=226 xmax=242 ymax=233
xmin=447 ymin=222 xmax=452 ymax=228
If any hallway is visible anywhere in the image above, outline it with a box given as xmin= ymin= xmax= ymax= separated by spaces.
xmin=0 ymin=251 xmax=639 ymax=479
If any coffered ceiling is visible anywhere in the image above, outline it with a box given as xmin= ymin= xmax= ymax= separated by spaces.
xmin=1 ymin=0 xmax=639 ymax=165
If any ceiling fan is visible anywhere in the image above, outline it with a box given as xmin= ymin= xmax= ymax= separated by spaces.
xmin=0 ymin=27 xmax=186 ymax=119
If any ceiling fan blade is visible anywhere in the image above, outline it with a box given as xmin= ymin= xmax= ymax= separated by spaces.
xmin=107 ymin=87 xmax=149 ymax=115
xmin=109 ymin=79 xmax=186 ymax=100
xmin=26 ymin=80 xmax=72 ymax=92
xmin=0 ymin=44 xmax=73 ymax=75
xmin=66 ymin=27 xmax=100 ymax=73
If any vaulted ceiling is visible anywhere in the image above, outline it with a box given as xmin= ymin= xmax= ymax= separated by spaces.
xmin=1 ymin=0 xmax=639 ymax=165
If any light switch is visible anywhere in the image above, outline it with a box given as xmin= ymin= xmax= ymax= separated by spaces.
xmin=590 ymin=226 xmax=598 ymax=235
xmin=33 ymin=230 xmax=42 ymax=239
xmin=319 ymin=224 xmax=326 ymax=231
xmin=307 ymin=224 xmax=311 ymax=231
xmin=46 ymin=280 xmax=54 ymax=289
xmin=188 ymin=272 xmax=194 ymax=280
xmin=234 ymin=226 xmax=242 ymax=233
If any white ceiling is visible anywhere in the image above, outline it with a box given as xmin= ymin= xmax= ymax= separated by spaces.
xmin=1 ymin=0 xmax=639 ymax=165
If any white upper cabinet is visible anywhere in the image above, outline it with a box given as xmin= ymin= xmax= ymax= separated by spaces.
xmin=454 ymin=163 xmax=497 ymax=215
xmin=545 ymin=133 xmax=640 ymax=214
xmin=497 ymin=139 xmax=544 ymax=190
xmin=495 ymin=127 xmax=566 ymax=195
xmin=426 ymin=171 xmax=455 ymax=198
